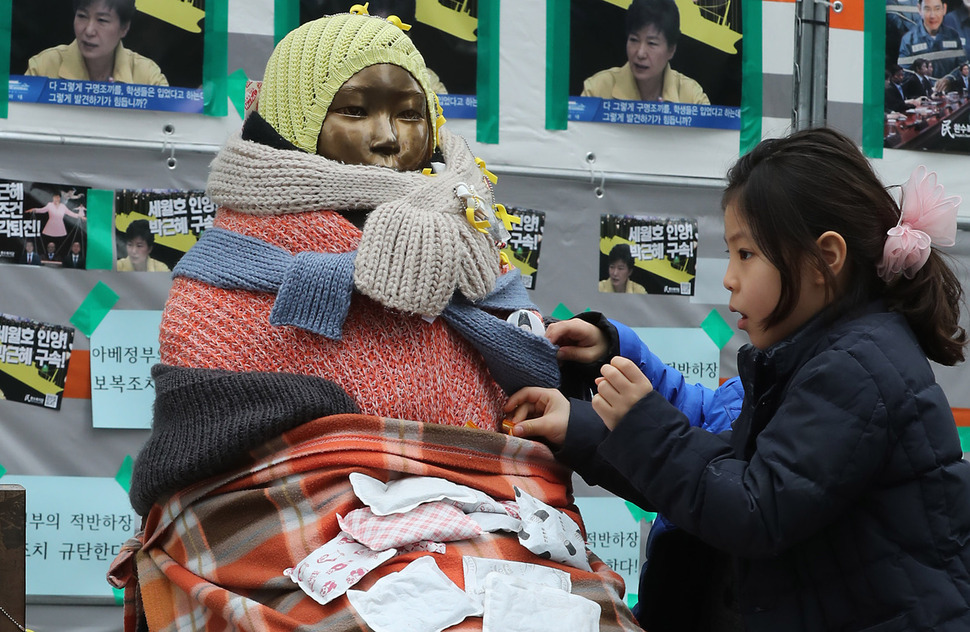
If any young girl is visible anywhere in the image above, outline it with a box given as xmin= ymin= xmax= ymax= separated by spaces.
xmin=509 ymin=127 xmax=970 ymax=631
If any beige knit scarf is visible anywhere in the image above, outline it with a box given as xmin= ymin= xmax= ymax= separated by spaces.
xmin=205 ymin=128 xmax=501 ymax=316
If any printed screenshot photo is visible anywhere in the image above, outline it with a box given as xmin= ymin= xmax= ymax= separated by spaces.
xmin=568 ymin=0 xmax=742 ymax=130
xmin=9 ymin=0 xmax=206 ymax=112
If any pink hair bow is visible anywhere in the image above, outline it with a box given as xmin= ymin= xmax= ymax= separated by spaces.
xmin=877 ymin=166 xmax=960 ymax=282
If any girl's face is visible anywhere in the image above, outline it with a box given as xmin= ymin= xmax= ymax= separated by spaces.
xmin=722 ymin=203 xmax=830 ymax=349
xmin=75 ymin=1 xmax=129 ymax=68
xmin=126 ymin=236 xmax=150 ymax=267
xmin=316 ymin=64 xmax=431 ymax=172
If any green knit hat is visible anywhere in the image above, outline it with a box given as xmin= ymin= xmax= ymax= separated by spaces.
xmin=258 ymin=11 xmax=441 ymax=155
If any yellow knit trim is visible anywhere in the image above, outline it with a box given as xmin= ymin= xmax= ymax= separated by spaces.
xmin=259 ymin=12 xmax=441 ymax=156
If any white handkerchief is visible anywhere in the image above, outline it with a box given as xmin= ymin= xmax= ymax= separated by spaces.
xmin=514 ymin=486 xmax=592 ymax=571
xmin=346 ymin=556 xmax=478 ymax=632
xmin=349 ymin=472 xmax=506 ymax=515
xmin=462 ymin=556 xmax=571 ymax=614
xmin=482 ymin=573 xmax=601 ymax=632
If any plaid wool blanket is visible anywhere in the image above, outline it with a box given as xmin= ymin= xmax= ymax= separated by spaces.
xmin=111 ymin=411 xmax=641 ymax=631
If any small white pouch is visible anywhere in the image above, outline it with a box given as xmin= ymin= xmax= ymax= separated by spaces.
xmin=514 ymin=486 xmax=592 ymax=571
xmin=349 ymin=472 xmax=507 ymax=515
xmin=462 ymin=555 xmax=571 ymax=614
xmin=346 ymin=556 xmax=479 ymax=632
xmin=283 ymin=531 xmax=396 ymax=606
xmin=481 ymin=573 xmax=601 ymax=632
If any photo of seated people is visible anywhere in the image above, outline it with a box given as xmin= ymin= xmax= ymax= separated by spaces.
xmin=301 ymin=0 xmax=478 ymax=111
xmin=10 ymin=0 xmax=205 ymax=92
xmin=569 ymin=0 xmax=741 ymax=127
xmin=0 ymin=185 xmax=88 ymax=268
xmin=885 ymin=0 xmax=970 ymax=152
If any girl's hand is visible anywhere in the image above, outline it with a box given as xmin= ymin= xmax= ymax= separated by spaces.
xmin=546 ymin=319 xmax=608 ymax=364
xmin=504 ymin=387 xmax=570 ymax=447
xmin=593 ymin=356 xmax=654 ymax=430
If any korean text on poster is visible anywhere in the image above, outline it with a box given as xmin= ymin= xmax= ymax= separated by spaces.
xmin=630 ymin=327 xmax=720 ymax=390
xmin=574 ymin=496 xmax=643 ymax=605
xmin=0 ymin=180 xmax=89 ymax=268
xmin=0 ymin=314 xmax=74 ymax=410
xmin=501 ymin=208 xmax=545 ymax=290
xmin=115 ymin=190 xmax=216 ymax=272
xmin=600 ymin=215 xmax=698 ymax=296
xmin=90 ymin=310 xmax=162 ymax=430
xmin=1 ymin=475 xmax=139 ymax=599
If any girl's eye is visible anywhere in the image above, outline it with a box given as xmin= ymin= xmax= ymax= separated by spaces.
xmin=336 ymin=106 xmax=366 ymax=117
xmin=738 ymin=250 xmax=753 ymax=261
xmin=399 ymin=110 xmax=423 ymax=120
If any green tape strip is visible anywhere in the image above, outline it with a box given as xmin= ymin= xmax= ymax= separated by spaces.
xmin=550 ymin=303 xmax=575 ymax=321
xmin=862 ymin=0 xmax=886 ymax=158
xmin=739 ymin=0 xmax=763 ymax=155
xmin=227 ymin=68 xmax=249 ymax=120
xmin=115 ymin=455 xmax=133 ymax=494
xmin=0 ymin=0 xmax=11 ymax=119
xmin=476 ymin=0 xmax=500 ymax=144
xmin=0 ymin=462 xmax=6 ymax=479
xmin=70 ymin=282 xmax=120 ymax=337
xmin=203 ymin=0 xmax=229 ymax=117
xmin=626 ymin=593 xmax=639 ymax=610
xmin=112 ymin=586 xmax=125 ymax=606
xmin=545 ymin=0 xmax=569 ymax=130
xmin=959 ymin=427 xmax=970 ymax=453
xmin=275 ymin=0 xmax=301 ymax=45
xmin=625 ymin=501 xmax=657 ymax=524
xmin=701 ymin=308 xmax=734 ymax=350
xmin=85 ymin=189 xmax=114 ymax=271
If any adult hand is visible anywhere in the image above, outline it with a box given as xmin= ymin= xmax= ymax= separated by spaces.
xmin=546 ymin=319 xmax=608 ymax=364
xmin=504 ymin=387 xmax=571 ymax=447
xmin=593 ymin=356 xmax=654 ymax=430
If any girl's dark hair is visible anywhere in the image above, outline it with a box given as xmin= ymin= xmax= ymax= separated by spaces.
xmin=723 ymin=127 xmax=966 ymax=365
xmin=73 ymin=0 xmax=136 ymax=25
xmin=626 ymin=0 xmax=680 ymax=49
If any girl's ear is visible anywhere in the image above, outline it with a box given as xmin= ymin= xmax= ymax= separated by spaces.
xmin=815 ymin=230 xmax=847 ymax=281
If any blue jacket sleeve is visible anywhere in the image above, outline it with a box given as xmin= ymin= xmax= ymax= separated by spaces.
xmin=612 ymin=318 xmax=741 ymax=434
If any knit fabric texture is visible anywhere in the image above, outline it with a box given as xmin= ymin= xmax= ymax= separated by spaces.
xmin=128 ymin=364 xmax=359 ymax=515
xmin=162 ymin=123 xmax=528 ymax=428
xmin=173 ymin=226 xmax=561 ymax=394
xmin=206 ymin=126 xmax=500 ymax=316
xmin=258 ymin=12 xmax=438 ymax=154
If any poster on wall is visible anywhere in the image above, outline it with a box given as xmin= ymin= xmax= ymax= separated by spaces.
xmin=884 ymin=0 xmax=970 ymax=152
xmin=301 ymin=0 xmax=479 ymax=119
xmin=501 ymin=207 xmax=545 ymax=290
xmin=599 ymin=214 xmax=697 ymax=296
xmin=8 ymin=0 xmax=206 ymax=113
xmin=114 ymin=189 xmax=216 ymax=272
xmin=568 ymin=0 xmax=742 ymax=130
xmin=0 ymin=180 xmax=89 ymax=269
xmin=0 ymin=314 xmax=74 ymax=411
xmin=90 ymin=310 xmax=161 ymax=429
xmin=0 ymin=475 xmax=139 ymax=599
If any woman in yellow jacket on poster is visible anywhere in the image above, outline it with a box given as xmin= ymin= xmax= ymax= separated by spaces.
xmin=25 ymin=0 xmax=167 ymax=85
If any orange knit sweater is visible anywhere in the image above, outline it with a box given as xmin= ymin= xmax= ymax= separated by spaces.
xmin=159 ymin=208 xmax=507 ymax=431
